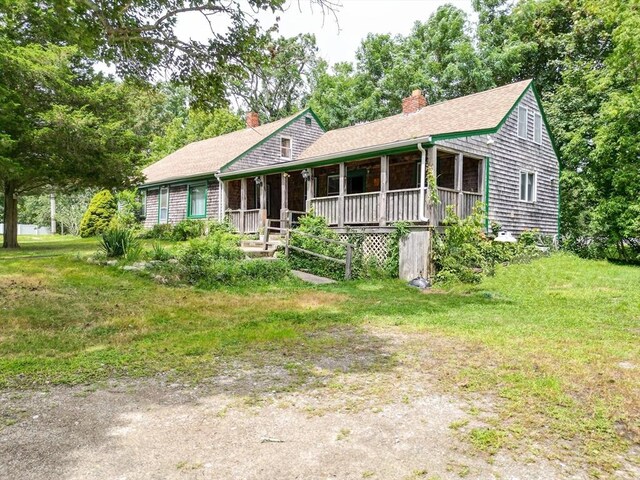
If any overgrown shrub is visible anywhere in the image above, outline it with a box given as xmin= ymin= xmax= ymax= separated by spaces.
xmin=79 ymin=190 xmax=117 ymax=237
xmin=288 ymin=212 xmax=347 ymax=280
xmin=150 ymin=242 xmax=173 ymax=261
xmin=433 ymin=205 xmax=542 ymax=284
xmin=385 ymin=221 xmax=411 ymax=277
xmin=111 ymin=190 xmax=141 ymax=229
xmin=178 ymin=231 xmax=244 ymax=283
xmin=99 ymin=226 xmax=142 ymax=260
xmin=195 ymin=258 xmax=290 ymax=288
xmin=172 ymin=218 xmax=206 ymax=241
xmin=140 ymin=223 xmax=174 ymax=240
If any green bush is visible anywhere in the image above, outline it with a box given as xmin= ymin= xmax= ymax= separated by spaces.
xmin=288 ymin=212 xmax=347 ymax=280
xmin=99 ymin=226 xmax=142 ymax=260
xmin=150 ymin=242 xmax=173 ymax=261
xmin=79 ymin=190 xmax=117 ymax=237
xmin=172 ymin=218 xmax=206 ymax=241
xmin=111 ymin=190 xmax=141 ymax=229
xmin=140 ymin=223 xmax=174 ymax=240
xmin=178 ymin=231 xmax=244 ymax=283
xmin=433 ymin=205 xmax=542 ymax=284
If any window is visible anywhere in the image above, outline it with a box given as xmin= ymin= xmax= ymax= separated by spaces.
xmin=519 ymin=171 xmax=536 ymax=202
xmin=188 ymin=184 xmax=207 ymax=218
xmin=534 ymin=112 xmax=542 ymax=144
xmin=305 ymin=116 xmax=312 ymax=126
xmin=281 ymin=137 xmax=292 ymax=159
xmin=139 ymin=190 xmax=147 ymax=218
xmin=518 ymin=106 xmax=528 ymax=139
xmin=347 ymin=170 xmax=366 ymax=194
xmin=158 ymin=187 xmax=169 ymax=223
xmin=327 ymin=174 xmax=340 ymax=196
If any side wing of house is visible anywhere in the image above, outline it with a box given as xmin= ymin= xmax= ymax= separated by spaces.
xmin=222 ymin=112 xmax=324 ymax=174
xmin=435 ymin=86 xmax=559 ymax=236
xmin=141 ymin=178 xmax=220 ymax=228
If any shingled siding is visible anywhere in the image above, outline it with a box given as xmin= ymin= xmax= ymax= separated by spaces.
xmin=436 ymin=88 xmax=559 ymax=236
xmin=143 ymin=188 xmax=159 ymax=228
xmin=224 ymin=114 xmax=324 ymax=173
xmin=142 ymin=179 xmax=221 ymax=227
xmin=206 ymin=180 xmax=220 ymax=220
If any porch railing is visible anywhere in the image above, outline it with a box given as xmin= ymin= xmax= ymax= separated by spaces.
xmin=344 ymin=192 xmax=379 ymax=224
xmin=227 ymin=208 xmax=261 ymax=233
xmin=462 ymin=192 xmax=482 ymax=218
xmin=434 ymin=188 xmax=458 ymax=226
xmin=309 ymin=196 xmax=340 ymax=225
xmin=386 ymin=188 xmax=421 ymax=222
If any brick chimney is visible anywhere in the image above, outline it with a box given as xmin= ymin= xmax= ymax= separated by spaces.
xmin=402 ymin=89 xmax=428 ymax=114
xmin=246 ymin=111 xmax=260 ymax=128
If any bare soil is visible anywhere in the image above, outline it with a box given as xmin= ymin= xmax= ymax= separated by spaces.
xmin=0 ymin=327 xmax=598 ymax=480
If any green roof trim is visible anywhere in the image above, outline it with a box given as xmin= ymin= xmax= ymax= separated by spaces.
xmin=219 ymin=107 xmax=326 ymax=174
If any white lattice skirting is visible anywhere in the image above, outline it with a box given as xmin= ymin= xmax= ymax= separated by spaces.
xmin=338 ymin=232 xmax=390 ymax=266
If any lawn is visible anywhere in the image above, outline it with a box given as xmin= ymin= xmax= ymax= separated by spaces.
xmin=0 ymin=235 xmax=638 ymax=475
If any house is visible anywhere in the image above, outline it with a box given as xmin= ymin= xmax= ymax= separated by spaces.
xmin=140 ymin=79 xmax=559 ymax=276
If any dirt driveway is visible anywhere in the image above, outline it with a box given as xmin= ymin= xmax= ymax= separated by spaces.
xmin=0 ymin=328 xmax=590 ymax=479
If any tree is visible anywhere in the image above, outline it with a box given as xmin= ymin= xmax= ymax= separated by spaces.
xmin=1 ymin=0 xmax=338 ymax=107
xmin=55 ymin=190 xmax=96 ymax=236
xmin=229 ymin=33 xmax=320 ymax=121
xmin=147 ymin=108 xmax=244 ymax=164
xmin=0 ymin=40 xmax=145 ymax=248
xmin=79 ymin=190 xmax=117 ymax=237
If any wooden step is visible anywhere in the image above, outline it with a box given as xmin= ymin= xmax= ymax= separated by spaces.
xmin=241 ymin=246 xmax=278 ymax=258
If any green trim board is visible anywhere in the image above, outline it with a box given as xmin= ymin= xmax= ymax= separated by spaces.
xmin=219 ymin=107 xmax=326 ymax=173
xmin=187 ymin=183 xmax=208 ymax=219
xmin=484 ymin=157 xmax=490 ymax=233
xmin=142 ymin=174 xmax=217 ymax=190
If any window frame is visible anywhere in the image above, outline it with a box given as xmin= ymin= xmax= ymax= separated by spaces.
xmin=533 ymin=112 xmax=542 ymax=145
xmin=518 ymin=106 xmax=529 ymax=140
xmin=280 ymin=136 xmax=292 ymax=159
xmin=519 ymin=171 xmax=537 ymax=203
xmin=139 ymin=190 xmax=147 ymax=218
xmin=158 ymin=187 xmax=170 ymax=224
xmin=327 ymin=174 xmax=340 ymax=196
xmin=187 ymin=183 xmax=208 ymax=219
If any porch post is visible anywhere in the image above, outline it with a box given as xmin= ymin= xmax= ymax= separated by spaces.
xmin=338 ymin=162 xmax=346 ymax=228
xmin=379 ymin=155 xmax=388 ymax=226
xmin=306 ymin=170 xmax=314 ymax=212
xmin=428 ymin=146 xmax=438 ymax=223
xmin=281 ymin=172 xmax=288 ymax=228
xmin=456 ymin=153 xmax=464 ymax=217
xmin=219 ymin=180 xmax=227 ymax=222
xmin=240 ymin=178 xmax=247 ymax=233
xmin=259 ymin=175 xmax=267 ymax=230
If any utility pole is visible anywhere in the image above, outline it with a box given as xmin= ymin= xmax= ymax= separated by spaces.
xmin=50 ymin=193 xmax=56 ymax=234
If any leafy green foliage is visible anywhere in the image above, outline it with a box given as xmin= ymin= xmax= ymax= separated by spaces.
xmin=289 ymin=212 xmax=347 ymax=280
xmin=79 ymin=190 xmax=117 ymax=238
xmin=147 ymin=109 xmax=244 ymax=165
xmin=433 ymin=205 xmax=541 ymax=284
xmin=99 ymin=227 xmax=142 ymax=260
xmin=111 ymin=190 xmax=142 ymax=230
xmin=171 ymin=219 xmax=207 ymax=242
xmin=150 ymin=242 xmax=173 ymax=261
xmin=140 ymin=223 xmax=174 ymax=241
xmin=385 ymin=221 xmax=411 ymax=277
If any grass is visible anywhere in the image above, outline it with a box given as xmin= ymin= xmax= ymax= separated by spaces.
xmin=0 ymin=236 xmax=638 ymax=474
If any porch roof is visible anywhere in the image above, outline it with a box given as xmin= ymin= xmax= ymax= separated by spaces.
xmin=297 ymin=80 xmax=532 ymax=162
xmin=141 ymin=110 xmax=307 ymax=186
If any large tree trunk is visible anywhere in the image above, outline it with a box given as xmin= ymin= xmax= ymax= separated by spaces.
xmin=3 ymin=183 xmax=19 ymax=249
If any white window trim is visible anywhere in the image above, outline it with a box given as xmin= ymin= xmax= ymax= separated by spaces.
xmin=140 ymin=190 xmax=147 ymax=218
xmin=280 ymin=136 xmax=292 ymax=160
xmin=159 ymin=187 xmax=170 ymax=224
xmin=534 ymin=112 xmax=542 ymax=145
xmin=519 ymin=171 xmax=537 ymax=203
xmin=518 ymin=106 xmax=529 ymax=140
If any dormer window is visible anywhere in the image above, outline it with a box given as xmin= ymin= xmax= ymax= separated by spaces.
xmin=281 ymin=137 xmax=292 ymax=159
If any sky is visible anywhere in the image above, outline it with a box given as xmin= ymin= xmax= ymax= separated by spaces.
xmin=175 ymin=0 xmax=476 ymax=66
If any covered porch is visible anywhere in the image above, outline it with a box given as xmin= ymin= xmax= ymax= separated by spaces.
xmin=223 ymin=146 xmax=485 ymax=234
